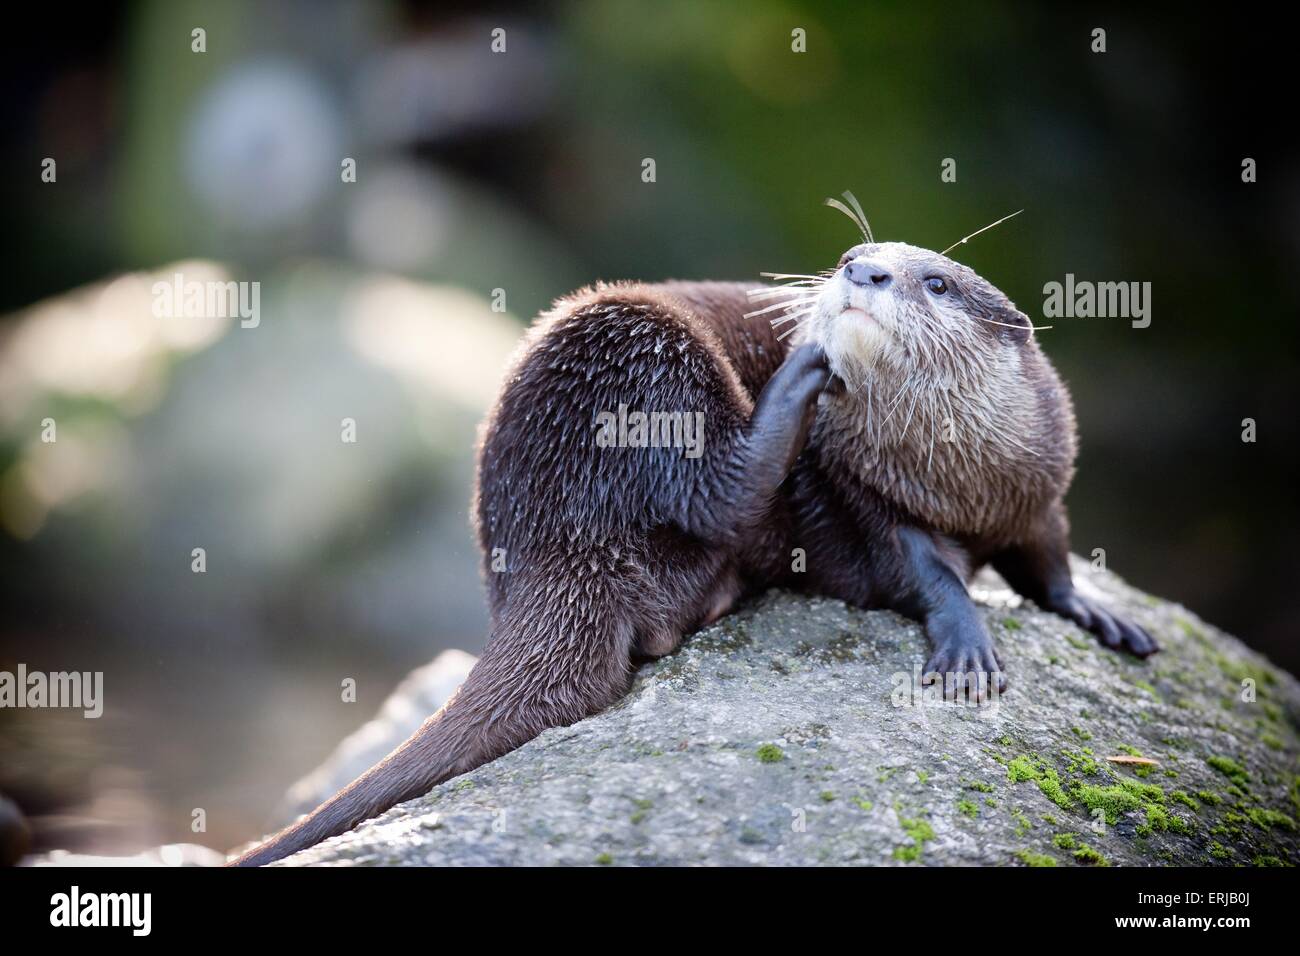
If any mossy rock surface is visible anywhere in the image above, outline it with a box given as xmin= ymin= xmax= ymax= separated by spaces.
xmin=276 ymin=558 xmax=1300 ymax=866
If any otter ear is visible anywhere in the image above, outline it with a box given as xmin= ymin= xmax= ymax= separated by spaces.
xmin=965 ymin=283 xmax=1032 ymax=345
xmin=992 ymin=306 xmax=1033 ymax=346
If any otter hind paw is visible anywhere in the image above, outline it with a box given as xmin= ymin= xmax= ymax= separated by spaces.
xmin=1052 ymin=591 xmax=1159 ymax=658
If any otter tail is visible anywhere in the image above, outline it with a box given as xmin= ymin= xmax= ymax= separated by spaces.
xmin=229 ymin=593 xmax=634 ymax=867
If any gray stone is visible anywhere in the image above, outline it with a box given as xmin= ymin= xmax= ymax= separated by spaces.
xmin=275 ymin=558 xmax=1300 ymax=867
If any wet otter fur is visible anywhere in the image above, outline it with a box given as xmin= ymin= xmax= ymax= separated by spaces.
xmin=231 ymin=218 xmax=1155 ymax=866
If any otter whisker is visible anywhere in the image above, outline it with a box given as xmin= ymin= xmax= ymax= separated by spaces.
xmin=823 ymin=192 xmax=874 ymax=244
xmin=865 ymin=381 xmax=875 ymax=441
xmin=993 ymin=428 xmax=1041 ymax=458
xmin=840 ymin=191 xmax=875 ymax=244
xmin=744 ymin=298 xmax=819 ymax=319
xmin=774 ymin=317 xmax=815 ymax=342
xmin=824 ymin=198 xmax=868 ymax=243
xmin=899 ymin=384 xmax=924 ymax=444
xmin=879 ymin=382 xmax=910 ymax=428
xmin=975 ymin=316 xmax=1053 ymax=334
xmin=745 ymin=285 xmax=822 ymax=299
xmin=768 ymin=304 xmax=819 ymax=324
xmin=769 ymin=309 xmax=818 ymax=329
xmin=758 ymin=272 xmax=828 ymax=281
xmin=940 ymin=209 xmax=1023 ymax=257
xmin=746 ymin=285 xmax=824 ymax=299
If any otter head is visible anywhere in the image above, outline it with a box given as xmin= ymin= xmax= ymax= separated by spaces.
xmin=808 ymin=241 xmax=1033 ymax=393
xmin=783 ymin=237 xmax=1074 ymax=537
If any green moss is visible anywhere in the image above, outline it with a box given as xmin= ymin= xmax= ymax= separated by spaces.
xmin=1035 ymin=770 xmax=1074 ymax=810
xmin=1134 ymin=680 xmax=1157 ymax=695
xmin=595 ymin=853 xmax=613 ymax=865
xmin=1062 ymin=749 xmax=1100 ymax=775
xmin=1072 ymin=844 xmax=1109 ymax=866
xmin=1007 ymin=756 xmax=1040 ymax=784
xmin=1065 ymin=634 xmax=1091 ymax=651
xmin=916 ymin=770 xmax=930 ymax=784
xmin=892 ymin=809 xmax=935 ymax=862
xmin=819 ymin=791 xmax=836 ymax=803
xmin=1139 ymin=803 xmax=1193 ymax=836
xmin=756 ymin=744 xmax=785 ymax=764
xmin=1122 ymin=779 xmax=1166 ymax=803
xmin=1245 ymin=808 xmax=1296 ymax=832
xmin=985 ymin=798 xmax=997 ymax=808
xmin=1197 ymin=790 xmax=1224 ymax=806
xmin=901 ymin=816 xmax=934 ymax=843
xmin=1208 ymin=842 xmax=1231 ymax=860
xmin=1207 ymin=756 xmax=1249 ymax=788
xmin=956 ymin=799 xmax=979 ymax=819
xmin=454 ymin=779 xmax=475 ymax=791
xmin=1261 ymin=733 xmax=1284 ymax=751
xmin=1073 ymin=779 xmax=1164 ymax=825
xmin=1071 ymin=726 xmax=1093 ymax=741
xmin=965 ymin=780 xmax=995 ymax=793
xmin=1002 ymin=617 xmax=1022 ymax=631
xmin=1209 ymin=650 xmax=1275 ymax=689
xmin=1052 ymin=833 xmax=1077 ymax=850
xmin=1015 ymin=850 xmax=1057 ymax=867
xmin=1220 ymin=811 xmax=1249 ymax=837
xmin=1171 ymin=791 xmax=1200 ymax=812
xmin=1042 ymin=814 xmax=1059 ymax=826
xmin=1116 ymin=744 xmax=1143 ymax=757
xmin=852 ymin=796 xmax=873 ymax=812
xmin=630 ymin=810 xmax=647 ymax=824
xmin=1252 ymin=855 xmax=1288 ymax=867
xmin=1006 ymin=754 xmax=1074 ymax=811
xmin=1012 ymin=809 xmax=1033 ymax=836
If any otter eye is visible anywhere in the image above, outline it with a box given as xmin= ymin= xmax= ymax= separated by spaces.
xmin=924 ymin=276 xmax=948 ymax=295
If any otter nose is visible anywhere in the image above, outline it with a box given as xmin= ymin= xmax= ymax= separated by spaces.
xmin=844 ymin=261 xmax=892 ymax=288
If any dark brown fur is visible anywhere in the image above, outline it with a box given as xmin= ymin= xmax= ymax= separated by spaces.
xmin=232 ymin=247 xmax=1154 ymax=866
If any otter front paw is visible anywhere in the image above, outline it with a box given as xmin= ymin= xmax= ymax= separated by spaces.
xmin=1047 ymin=590 xmax=1158 ymax=658
xmin=922 ymin=634 xmax=1007 ymax=702
xmin=748 ymin=342 xmax=830 ymax=472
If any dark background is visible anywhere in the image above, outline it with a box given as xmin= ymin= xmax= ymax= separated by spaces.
xmin=0 ymin=1 xmax=1295 ymax=857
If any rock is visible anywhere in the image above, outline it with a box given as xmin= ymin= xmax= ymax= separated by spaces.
xmin=274 ymin=650 xmax=478 ymax=824
xmin=274 ymin=558 xmax=1300 ymax=867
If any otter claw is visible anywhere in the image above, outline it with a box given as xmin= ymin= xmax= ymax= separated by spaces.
xmin=922 ymin=641 xmax=1008 ymax=702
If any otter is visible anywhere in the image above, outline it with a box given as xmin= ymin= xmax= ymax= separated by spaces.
xmin=231 ymin=202 xmax=1155 ymax=866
